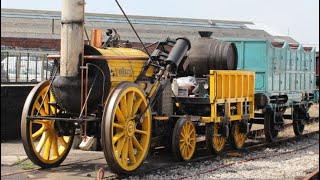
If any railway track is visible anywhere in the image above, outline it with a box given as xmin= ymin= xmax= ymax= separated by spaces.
xmin=2 ymin=128 xmax=318 ymax=179
xmin=112 ymin=130 xmax=320 ymax=179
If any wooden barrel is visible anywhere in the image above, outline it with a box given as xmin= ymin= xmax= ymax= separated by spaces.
xmin=183 ymin=37 xmax=238 ymax=77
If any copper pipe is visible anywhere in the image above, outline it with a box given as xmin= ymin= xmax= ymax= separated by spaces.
xmin=91 ymin=29 xmax=102 ymax=48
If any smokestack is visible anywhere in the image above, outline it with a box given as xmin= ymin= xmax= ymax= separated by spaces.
xmin=60 ymin=0 xmax=84 ymax=77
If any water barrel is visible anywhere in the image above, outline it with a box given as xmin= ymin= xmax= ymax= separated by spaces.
xmin=182 ymin=32 xmax=238 ymax=77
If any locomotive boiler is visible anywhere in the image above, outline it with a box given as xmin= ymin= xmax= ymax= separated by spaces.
xmin=20 ymin=0 xmax=318 ymax=175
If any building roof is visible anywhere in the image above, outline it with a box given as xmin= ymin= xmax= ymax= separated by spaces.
xmin=272 ymin=36 xmax=299 ymax=44
xmin=1 ymin=8 xmax=297 ymax=44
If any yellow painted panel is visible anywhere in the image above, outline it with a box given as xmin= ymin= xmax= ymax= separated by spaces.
xmin=96 ymin=47 xmax=149 ymax=57
xmin=87 ymin=47 xmax=155 ymax=86
xmin=209 ymin=70 xmax=255 ymax=123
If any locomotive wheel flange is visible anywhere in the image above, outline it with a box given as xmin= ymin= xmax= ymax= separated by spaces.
xmin=101 ymin=82 xmax=151 ymax=174
xmin=229 ymin=121 xmax=247 ymax=149
xmin=205 ymin=123 xmax=226 ymax=154
xmin=172 ymin=118 xmax=196 ymax=161
xmin=264 ymin=109 xmax=279 ymax=142
xmin=21 ymin=80 xmax=74 ymax=168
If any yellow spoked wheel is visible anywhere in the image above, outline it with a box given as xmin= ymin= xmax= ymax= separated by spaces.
xmin=172 ymin=118 xmax=196 ymax=161
xmin=229 ymin=121 xmax=247 ymax=149
xmin=102 ymin=82 xmax=151 ymax=174
xmin=21 ymin=80 xmax=74 ymax=168
xmin=205 ymin=123 xmax=226 ymax=154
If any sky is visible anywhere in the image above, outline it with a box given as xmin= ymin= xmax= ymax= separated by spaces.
xmin=1 ymin=0 xmax=319 ymax=50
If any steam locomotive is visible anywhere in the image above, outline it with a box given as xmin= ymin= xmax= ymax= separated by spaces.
xmin=20 ymin=0 xmax=318 ymax=174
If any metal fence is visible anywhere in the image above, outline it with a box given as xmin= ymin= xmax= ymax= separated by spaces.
xmin=1 ymin=49 xmax=58 ymax=83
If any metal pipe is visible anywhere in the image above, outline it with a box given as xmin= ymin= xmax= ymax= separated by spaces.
xmin=60 ymin=0 xmax=84 ymax=77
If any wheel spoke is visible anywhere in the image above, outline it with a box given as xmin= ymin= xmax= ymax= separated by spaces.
xmin=34 ymin=101 xmax=47 ymax=116
xmin=135 ymin=129 xmax=147 ymax=135
xmin=121 ymin=138 xmax=129 ymax=166
xmin=113 ymin=123 xmax=125 ymax=130
xmin=189 ymin=128 xmax=195 ymax=137
xmin=42 ymin=94 xmax=49 ymax=114
xmin=59 ymin=136 xmax=67 ymax=148
xmin=180 ymin=142 xmax=185 ymax=151
xmin=33 ymin=120 xmax=47 ymax=125
xmin=128 ymin=138 xmax=136 ymax=163
xmin=120 ymin=95 xmax=128 ymax=118
xmin=186 ymin=123 xmax=191 ymax=134
xmin=52 ymin=136 xmax=59 ymax=157
xmin=132 ymin=98 xmax=142 ymax=115
xmin=116 ymin=137 xmax=126 ymax=158
xmin=43 ymin=134 xmax=52 ymax=160
xmin=127 ymin=92 xmax=135 ymax=117
xmin=36 ymin=131 xmax=48 ymax=153
xmin=113 ymin=131 xmax=125 ymax=144
xmin=132 ymin=136 xmax=143 ymax=151
xmin=32 ymin=126 xmax=45 ymax=140
xmin=115 ymin=106 xmax=126 ymax=123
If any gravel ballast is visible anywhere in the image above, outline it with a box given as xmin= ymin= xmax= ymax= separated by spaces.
xmin=127 ymin=122 xmax=319 ymax=180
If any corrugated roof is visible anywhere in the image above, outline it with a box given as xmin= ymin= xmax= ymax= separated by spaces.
xmin=1 ymin=8 xmax=291 ymax=43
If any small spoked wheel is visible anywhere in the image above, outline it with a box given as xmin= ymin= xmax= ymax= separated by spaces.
xmin=172 ymin=118 xmax=196 ymax=161
xmin=102 ymin=82 xmax=151 ymax=174
xmin=21 ymin=80 xmax=74 ymax=168
xmin=205 ymin=123 xmax=226 ymax=154
xmin=229 ymin=121 xmax=247 ymax=149
xmin=264 ymin=109 xmax=278 ymax=142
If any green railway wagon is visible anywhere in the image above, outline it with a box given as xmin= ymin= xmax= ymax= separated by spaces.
xmin=221 ymin=38 xmax=318 ymax=142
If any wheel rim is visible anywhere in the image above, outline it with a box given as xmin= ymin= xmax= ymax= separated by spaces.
xmin=212 ymin=123 xmax=225 ymax=152
xmin=27 ymin=83 xmax=72 ymax=164
xmin=179 ymin=121 xmax=196 ymax=161
xmin=109 ymin=86 xmax=151 ymax=172
xmin=233 ymin=122 xmax=246 ymax=148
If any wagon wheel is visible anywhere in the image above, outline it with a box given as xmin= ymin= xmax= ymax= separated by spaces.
xmin=264 ymin=109 xmax=278 ymax=142
xmin=229 ymin=121 xmax=247 ymax=149
xmin=292 ymin=107 xmax=307 ymax=136
xmin=205 ymin=123 xmax=226 ymax=154
xmin=21 ymin=80 xmax=74 ymax=168
xmin=101 ymin=82 xmax=151 ymax=174
xmin=172 ymin=118 xmax=196 ymax=161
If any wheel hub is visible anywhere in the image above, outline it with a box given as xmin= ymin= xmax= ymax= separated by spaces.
xmin=186 ymin=136 xmax=190 ymax=145
xmin=126 ymin=121 xmax=135 ymax=137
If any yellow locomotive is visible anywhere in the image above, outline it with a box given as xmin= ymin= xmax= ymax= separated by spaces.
xmin=20 ymin=0 xmax=254 ymax=174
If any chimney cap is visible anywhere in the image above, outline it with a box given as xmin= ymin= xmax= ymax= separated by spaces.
xmin=198 ymin=31 xmax=213 ymax=38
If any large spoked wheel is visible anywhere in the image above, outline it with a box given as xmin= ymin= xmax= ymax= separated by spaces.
xmin=21 ymin=80 xmax=74 ymax=168
xmin=264 ymin=109 xmax=278 ymax=142
xmin=172 ymin=118 xmax=196 ymax=161
xmin=205 ymin=123 xmax=226 ymax=154
xmin=292 ymin=107 xmax=306 ymax=136
xmin=102 ymin=82 xmax=151 ymax=174
xmin=229 ymin=121 xmax=246 ymax=149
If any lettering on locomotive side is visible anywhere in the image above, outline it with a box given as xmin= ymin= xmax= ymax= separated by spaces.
xmin=116 ymin=67 xmax=133 ymax=76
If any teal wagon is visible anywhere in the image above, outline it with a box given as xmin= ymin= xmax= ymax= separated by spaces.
xmin=222 ymin=38 xmax=318 ymax=142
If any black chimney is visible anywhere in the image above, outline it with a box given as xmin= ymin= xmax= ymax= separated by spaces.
xmin=198 ymin=31 xmax=213 ymax=38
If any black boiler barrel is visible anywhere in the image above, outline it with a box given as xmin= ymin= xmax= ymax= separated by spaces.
xmin=182 ymin=37 xmax=238 ymax=77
